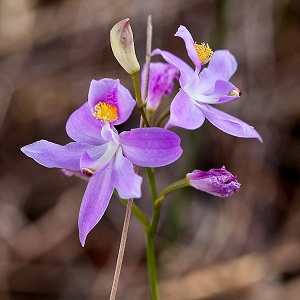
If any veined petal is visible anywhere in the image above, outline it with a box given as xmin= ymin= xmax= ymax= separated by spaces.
xmin=66 ymin=102 xmax=105 ymax=145
xmin=207 ymin=50 xmax=237 ymax=80
xmin=78 ymin=166 xmax=114 ymax=246
xmin=111 ymin=148 xmax=142 ymax=199
xmin=21 ymin=140 xmax=94 ymax=170
xmin=88 ymin=78 xmax=118 ymax=108
xmin=188 ymin=80 xmax=239 ymax=104
xmin=141 ymin=62 xmax=179 ymax=111
xmin=152 ymin=49 xmax=193 ymax=86
xmin=120 ymin=127 xmax=182 ymax=167
xmin=166 ymin=90 xmax=205 ymax=129
xmin=175 ymin=25 xmax=202 ymax=71
xmin=197 ymin=50 xmax=237 ymax=93
xmin=213 ymin=80 xmax=239 ymax=103
xmin=201 ymin=104 xmax=263 ymax=141
xmin=88 ymin=78 xmax=135 ymax=126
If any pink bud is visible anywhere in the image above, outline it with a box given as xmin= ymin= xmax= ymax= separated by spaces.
xmin=186 ymin=166 xmax=240 ymax=198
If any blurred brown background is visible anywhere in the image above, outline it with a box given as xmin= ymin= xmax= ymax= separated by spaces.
xmin=0 ymin=0 xmax=300 ymax=299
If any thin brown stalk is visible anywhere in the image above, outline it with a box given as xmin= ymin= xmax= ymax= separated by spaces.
xmin=143 ymin=15 xmax=153 ymax=103
xmin=109 ymin=198 xmax=133 ymax=300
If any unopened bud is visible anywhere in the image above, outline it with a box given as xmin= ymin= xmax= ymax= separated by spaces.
xmin=186 ymin=166 xmax=240 ymax=198
xmin=110 ymin=18 xmax=140 ymax=74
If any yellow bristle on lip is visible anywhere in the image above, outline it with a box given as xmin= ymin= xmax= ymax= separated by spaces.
xmin=194 ymin=42 xmax=213 ymax=64
xmin=92 ymin=102 xmax=118 ymax=123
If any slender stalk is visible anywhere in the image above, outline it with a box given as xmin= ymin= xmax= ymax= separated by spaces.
xmin=131 ymin=72 xmax=150 ymax=127
xmin=109 ymin=198 xmax=133 ymax=300
xmin=146 ymin=167 xmax=157 ymax=200
xmin=146 ymin=232 xmax=159 ymax=300
xmin=154 ymin=178 xmax=189 ymax=207
xmin=144 ymin=178 xmax=189 ymax=299
xmin=143 ymin=15 xmax=153 ymax=102
xmin=145 ymin=166 xmax=160 ymax=299
xmin=154 ymin=106 xmax=170 ymax=127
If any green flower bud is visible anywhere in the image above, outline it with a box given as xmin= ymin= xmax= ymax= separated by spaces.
xmin=110 ymin=18 xmax=140 ymax=74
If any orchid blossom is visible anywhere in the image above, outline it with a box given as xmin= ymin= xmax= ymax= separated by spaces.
xmin=153 ymin=25 xmax=262 ymax=142
xmin=21 ymin=78 xmax=182 ymax=245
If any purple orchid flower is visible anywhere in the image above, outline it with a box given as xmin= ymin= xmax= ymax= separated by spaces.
xmin=152 ymin=26 xmax=262 ymax=142
xmin=141 ymin=62 xmax=179 ymax=111
xmin=21 ymin=78 xmax=182 ymax=245
xmin=186 ymin=166 xmax=240 ymax=198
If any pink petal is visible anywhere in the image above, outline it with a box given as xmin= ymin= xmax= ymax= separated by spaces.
xmin=111 ymin=148 xmax=142 ymax=199
xmin=141 ymin=62 xmax=179 ymax=111
xmin=201 ymin=104 xmax=263 ymax=141
xmin=88 ymin=78 xmax=136 ymax=126
xmin=66 ymin=102 xmax=104 ymax=145
xmin=166 ymin=90 xmax=205 ymax=129
xmin=197 ymin=50 xmax=237 ymax=93
xmin=21 ymin=140 xmax=95 ymax=170
xmin=78 ymin=166 xmax=114 ymax=246
xmin=175 ymin=25 xmax=202 ymax=71
xmin=120 ymin=127 xmax=182 ymax=167
xmin=152 ymin=49 xmax=193 ymax=86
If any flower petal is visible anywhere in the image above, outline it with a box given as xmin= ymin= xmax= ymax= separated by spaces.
xmin=207 ymin=50 xmax=237 ymax=80
xmin=186 ymin=78 xmax=239 ymax=104
xmin=174 ymin=25 xmax=202 ymax=71
xmin=201 ymin=104 xmax=263 ymax=141
xmin=120 ymin=127 xmax=182 ymax=167
xmin=166 ymin=90 xmax=205 ymax=129
xmin=197 ymin=50 xmax=237 ymax=93
xmin=100 ymin=123 xmax=120 ymax=144
xmin=66 ymin=102 xmax=105 ymax=145
xmin=152 ymin=49 xmax=193 ymax=86
xmin=88 ymin=78 xmax=136 ymax=125
xmin=78 ymin=166 xmax=114 ymax=246
xmin=111 ymin=148 xmax=142 ymax=199
xmin=21 ymin=140 xmax=94 ymax=170
xmin=141 ymin=62 xmax=179 ymax=111
xmin=213 ymin=80 xmax=239 ymax=103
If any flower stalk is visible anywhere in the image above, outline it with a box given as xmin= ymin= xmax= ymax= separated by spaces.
xmin=131 ymin=71 xmax=150 ymax=127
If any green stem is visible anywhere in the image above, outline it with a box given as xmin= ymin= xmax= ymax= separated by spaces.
xmin=146 ymin=109 xmax=155 ymax=127
xmin=131 ymin=72 xmax=150 ymax=127
xmin=146 ymin=232 xmax=159 ymax=300
xmin=145 ymin=166 xmax=160 ymax=299
xmin=154 ymin=179 xmax=189 ymax=207
xmin=146 ymin=167 xmax=157 ymax=200
xmin=145 ymin=178 xmax=189 ymax=300
xmin=154 ymin=106 xmax=170 ymax=127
